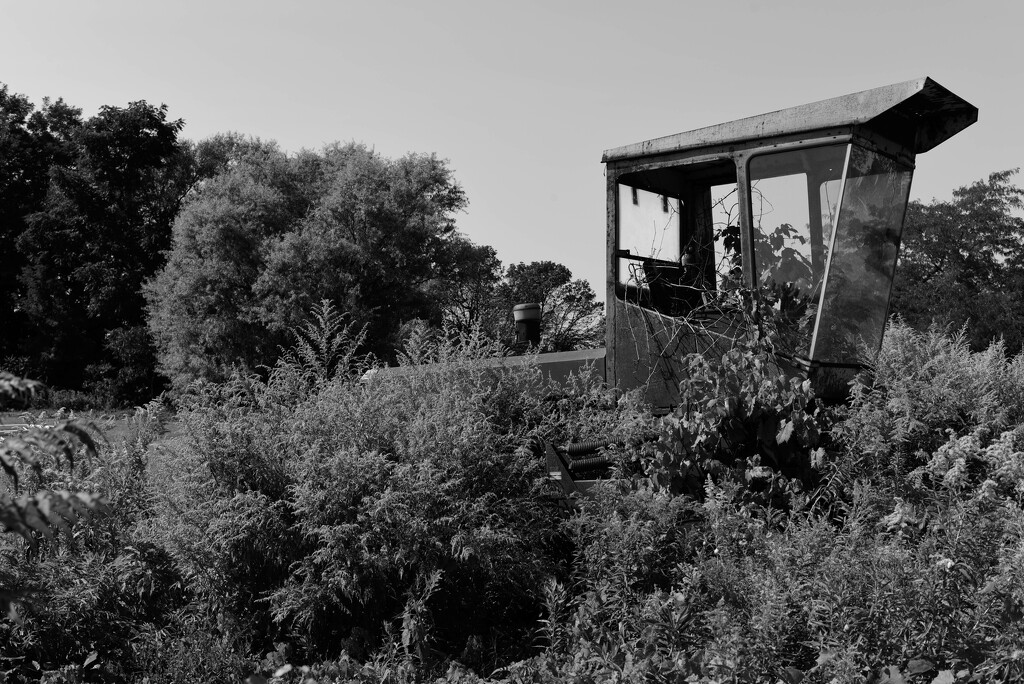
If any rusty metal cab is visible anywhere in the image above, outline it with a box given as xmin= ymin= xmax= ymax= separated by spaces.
xmin=601 ymin=77 xmax=977 ymax=409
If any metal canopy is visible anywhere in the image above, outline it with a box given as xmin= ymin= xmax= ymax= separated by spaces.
xmin=602 ymin=77 xmax=978 ymax=163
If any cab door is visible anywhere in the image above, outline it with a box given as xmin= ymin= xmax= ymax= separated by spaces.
xmin=608 ymin=159 xmax=740 ymax=410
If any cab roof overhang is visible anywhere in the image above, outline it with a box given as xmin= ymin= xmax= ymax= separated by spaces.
xmin=601 ymin=77 xmax=978 ymax=163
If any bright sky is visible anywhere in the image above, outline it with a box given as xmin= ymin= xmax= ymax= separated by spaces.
xmin=2 ymin=0 xmax=1020 ymax=291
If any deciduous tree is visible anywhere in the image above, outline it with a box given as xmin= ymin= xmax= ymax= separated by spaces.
xmin=146 ymin=141 xmax=469 ymax=386
xmin=541 ymin=279 xmax=605 ymax=352
xmin=499 ymin=260 xmax=573 ymax=311
xmin=14 ymin=99 xmax=194 ymax=402
xmin=491 ymin=261 xmax=604 ymax=351
xmin=891 ymin=169 xmax=1024 ymax=353
xmin=432 ymin=240 xmax=503 ymax=336
xmin=0 ymin=86 xmax=81 ymax=375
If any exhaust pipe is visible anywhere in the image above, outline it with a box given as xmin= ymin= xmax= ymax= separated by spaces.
xmin=512 ymin=303 xmax=541 ymax=348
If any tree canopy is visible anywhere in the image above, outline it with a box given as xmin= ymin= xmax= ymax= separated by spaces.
xmin=1 ymin=84 xmax=601 ymax=401
xmin=146 ymin=141 xmax=473 ymax=386
xmin=0 ymin=88 xmax=81 ymax=373
xmin=494 ymin=261 xmax=603 ymax=351
xmin=0 ymin=88 xmax=196 ymax=404
xmin=891 ymin=169 xmax=1024 ymax=353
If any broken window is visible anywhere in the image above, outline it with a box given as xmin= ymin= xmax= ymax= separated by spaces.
xmin=747 ymin=144 xmax=848 ymax=357
xmin=811 ymin=146 xmax=913 ymax=363
xmin=615 ymin=160 xmax=737 ymax=316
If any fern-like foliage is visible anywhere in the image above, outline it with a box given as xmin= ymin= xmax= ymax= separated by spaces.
xmin=278 ymin=299 xmax=368 ymax=383
xmin=0 ymin=489 xmax=106 ymax=545
xmin=0 ymin=372 xmax=109 ymax=619
xmin=0 ymin=371 xmax=42 ymax=410
xmin=397 ymin=319 xmax=508 ymax=367
xmin=1 ymin=422 xmax=96 ymax=491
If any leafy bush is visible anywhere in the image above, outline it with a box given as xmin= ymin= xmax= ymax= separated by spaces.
xmin=836 ymin=320 xmax=1024 ymax=495
xmin=144 ymin=319 xmax=649 ymax=677
xmin=0 ymin=396 xmax=184 ymax=683
xmin=0 ymin=371 xmax=108 ymax=630
xmin=500 ymin=321 xmax=1024 ymax=684
xmin=8 ymin=315 xmax=1024 ymax=683
xmin=635 ymin=322 xmax=830 ymax=508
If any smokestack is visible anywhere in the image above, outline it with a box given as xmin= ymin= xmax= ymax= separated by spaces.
xmin=512 ymin=303 xmax=541 ymax=348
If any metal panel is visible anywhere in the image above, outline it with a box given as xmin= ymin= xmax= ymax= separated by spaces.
xmin=613 ymin=303 xmax=742 ymax=409
xmin=602 ymin=77 xmax=976 ymax=162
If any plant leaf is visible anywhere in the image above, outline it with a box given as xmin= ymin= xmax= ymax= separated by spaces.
xmin=907 ymin=659 xmax=935 ymax=674
xmin=777 ymin=419 xmax=795 ymax=444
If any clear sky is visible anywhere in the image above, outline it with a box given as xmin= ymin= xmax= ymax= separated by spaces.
xmin=1 ymin=0 xmax=1020 ymax=291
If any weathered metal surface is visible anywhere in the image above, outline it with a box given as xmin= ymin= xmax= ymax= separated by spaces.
xmin=533 ymin=348 xmax=605 ymax=385
xmin=612 ymin=302 xmax=742 ymax=409
xmin=363 ymin=348 xmax=604 ymax=387
xmin=602 ymin=77 xmax=976 ymax=163
xmin=602 ymin=78 xmax=977 ymax=408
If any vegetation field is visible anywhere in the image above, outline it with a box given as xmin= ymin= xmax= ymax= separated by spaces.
xmin=3 ymin=320 xmax=1024 ymax=683
xmin=3 ymin=82 xmax=1024 ymax=683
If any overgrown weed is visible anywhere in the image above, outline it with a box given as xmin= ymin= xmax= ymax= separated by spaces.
xmin=7 ymin=317 xmax=1024 ymax=682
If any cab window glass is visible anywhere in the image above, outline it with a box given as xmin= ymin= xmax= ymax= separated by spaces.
xmin=748 ymin=145 xmax=848 ymax=356
xmin=811 ymin=145 xmax=913 ymax=362
xmin=615 ymin=160 xmax=737 ymax=316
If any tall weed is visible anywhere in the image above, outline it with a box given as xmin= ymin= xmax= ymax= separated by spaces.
xmin=839 ymin=321 xmax=1024 ymax=494
xmin=147 ymin=321 xmax=650 ymax=676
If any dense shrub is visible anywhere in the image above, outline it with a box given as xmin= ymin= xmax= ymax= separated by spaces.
xmin=6 ymin=317 xmax=1024 ymax=683
xmin=503 ymin=320 xmax=1024 ymax=684
xmin=835 ymin=321 xmax=1024 ymax=496
xmin=0 ymin=404 xmax=187 ymax=683
xmin=513 ymin=476 xmax=1024 ymax=682
xmin=637 ymin=331 xmax=829 ymax=505
xmin=143 ymin=321 xmax=651 ymax=677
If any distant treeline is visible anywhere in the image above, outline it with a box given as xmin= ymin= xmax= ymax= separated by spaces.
xmin=2 ymin=83 xmax=1022 ymax=406
xmin=0 ymin=85 xmax=601 ymax=406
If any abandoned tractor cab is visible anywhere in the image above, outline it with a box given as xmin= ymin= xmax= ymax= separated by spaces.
xmin=602 ymin=77 xmax=977 ymax=410
xmin=544 ymin=78 xmax=977 ymax=495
